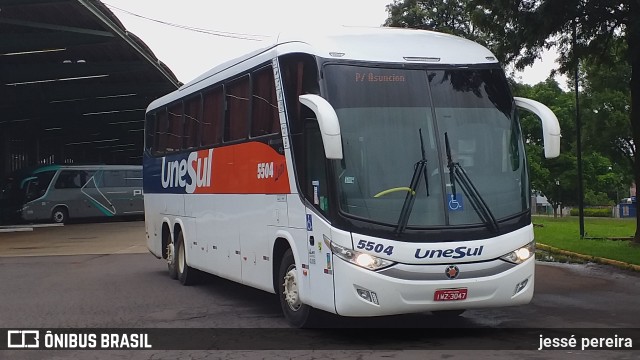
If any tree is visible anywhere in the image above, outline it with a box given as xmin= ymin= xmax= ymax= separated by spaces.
xmin=581 ymin=38 xmax=634 ymax=180
xmin=383 ymin=0 xmax=639 ymax=239
xmin=384 ymin=0 xmax=488 ymax=44
xmin=463 ymin=1 xmax=640 ymax=243
xmin=513 ymin=79 xmax=579 ymax=215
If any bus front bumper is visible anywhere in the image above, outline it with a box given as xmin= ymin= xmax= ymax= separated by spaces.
xmin=332 ymin=256 xmax=534 ymax=317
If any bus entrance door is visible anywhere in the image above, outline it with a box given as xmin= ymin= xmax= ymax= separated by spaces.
xmin=304 ymin=211 xmax=337 ymax=314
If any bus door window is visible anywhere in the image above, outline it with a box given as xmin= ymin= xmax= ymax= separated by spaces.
xmin=304 ymin=119 xmax=329 ymax=214
xmin=278 ymin=53 xmax=320 ymax=198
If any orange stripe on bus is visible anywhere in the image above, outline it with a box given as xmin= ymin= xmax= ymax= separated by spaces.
xmin=193 ymin=142 xmax=290 ymax=194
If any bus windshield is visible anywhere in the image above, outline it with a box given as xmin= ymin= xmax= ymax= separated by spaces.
xmin=0 ymin=169 xmax=56 ymax=203
xmin=324 ymin=64 xmax=528 ymax=229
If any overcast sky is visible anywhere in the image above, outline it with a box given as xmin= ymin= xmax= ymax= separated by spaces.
xmin=103 ymin=0 xmax=563 ymax=86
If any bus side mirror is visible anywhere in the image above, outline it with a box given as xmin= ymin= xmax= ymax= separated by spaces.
xmin=514 ymin=97 xmax=561 ymax=159
xmin=299 ymin=94 xmax=343 ymax=160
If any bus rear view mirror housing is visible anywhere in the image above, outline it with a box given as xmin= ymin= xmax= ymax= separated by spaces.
xmin=299 ymin=94 xmax=343 ymax=160
xmin=514 ymin=97 xmax=561 ymax=159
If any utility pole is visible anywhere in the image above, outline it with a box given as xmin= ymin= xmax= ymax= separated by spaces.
xmin=573 ymin=17 xmax=585 ymax=238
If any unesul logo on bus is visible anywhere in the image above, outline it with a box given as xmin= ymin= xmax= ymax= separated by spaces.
xmin=414 ymin=245 xmax=484 ymax=260
xmin=161 ymin=149 xmax=212 ymax=194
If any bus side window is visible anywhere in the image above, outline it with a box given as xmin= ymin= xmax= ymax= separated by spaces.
xmin=145 ymin=112 xmax=155 ymax=153
xmin=126 ymin=170 xmax=143 ymax=187
xmin=225 ymin=75 xmax=250 ymax=142
xmin=251 ymin=66 xmax=280 ymax=137
xmin=155 ymin=109 xmax=169 ymax=155
xmin=184 ymin=95 xmax=202 ymax=149
xmin=202 ymin=87 xmax=224 ymax=146
xmin=103 ymin=170 xmax=127 ymax=187
xmin=167 ymin=102 xmax=184 ymax=152
xmin=55 ymin=171 xmax=79 ymax=189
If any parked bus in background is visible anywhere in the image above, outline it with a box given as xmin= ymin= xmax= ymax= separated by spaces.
xmin=143 ymin=27 xmax=560 ymax=327
xmin=0 ymin=164 xmax=143 ymax=224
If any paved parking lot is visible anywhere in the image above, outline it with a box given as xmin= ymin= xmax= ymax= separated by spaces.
xmin=0 ymin=220 xmax=638 ymax=359
xmin=0 ymin=220 xmax=146 ymax=257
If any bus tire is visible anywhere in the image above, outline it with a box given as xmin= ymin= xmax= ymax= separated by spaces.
xmin=51 ymin=207 xmax=68 ymax=224
xmin=278 ymin=249 xmax=317 ymax=328
xmin=167 ymin=233 xmax=178 ymax=280
xmin=176 ymin=231 xmax=198 ymax=285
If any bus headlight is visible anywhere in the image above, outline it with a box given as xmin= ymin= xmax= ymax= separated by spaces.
xmin=500 ymin=241 xmax=535 ymax=264
xmin=327 ymin=240 xmax=395 ymax=271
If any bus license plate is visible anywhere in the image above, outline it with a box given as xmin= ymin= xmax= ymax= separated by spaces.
xmin=434 ymin=288 xmax=468 ymax=301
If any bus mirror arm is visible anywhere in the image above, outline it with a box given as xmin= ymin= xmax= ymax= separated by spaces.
xmin=299 ymin=94 xmax=343 ymax=160
xmin=514 ymin=97 xmax=561 ymax=159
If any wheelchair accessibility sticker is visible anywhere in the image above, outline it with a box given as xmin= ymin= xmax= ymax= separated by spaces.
xmin=306 ymin=214 xmax=313 ymax=231
xmin=447 ymin=194 xmax=464 ymax=211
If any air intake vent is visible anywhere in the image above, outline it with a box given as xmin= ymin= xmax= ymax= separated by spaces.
xmin=403 ymin=56 xmax=440 ymax=62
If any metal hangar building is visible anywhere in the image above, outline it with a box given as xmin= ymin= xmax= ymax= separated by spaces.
xmin=0 ymin=0 xmax=180 ymax=176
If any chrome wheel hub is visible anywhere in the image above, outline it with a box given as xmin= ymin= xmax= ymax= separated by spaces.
xmin=166 ymin=242 xmax=174 ymax=265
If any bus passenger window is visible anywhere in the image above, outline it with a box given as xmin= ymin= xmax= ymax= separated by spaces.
xmin=155 ymin=109 xmax=169 ymax=155
xmin=184 ymin=95 xmax=202 ymax=149
xmin=225 ymin=75 xmax=250 ymax=142
xmin=103 ymin=170 xmax=127 ymax=187
xmin=145 ymin=112 xmax=155 ymax=152
xmin=125 ymin=170 xmax=143 ymax=187
xmin=55 ymin=170 xmax=84 ymax=189
xmin=167 ymin=102 xmax=184 ymax=152
xmin=202 ymin=87 xmax=223 ymax=146
xmin=251 ymin=67 xmax=279 ymax=137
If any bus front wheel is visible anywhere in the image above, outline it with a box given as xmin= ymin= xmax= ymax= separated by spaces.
xmin=51 ymin=207 xmax=68 ymax=224
xmin=278 ymin=249 xmax=317 ymax=328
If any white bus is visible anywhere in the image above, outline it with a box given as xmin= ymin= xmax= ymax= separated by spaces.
xmin=143 ymin=27 xmax=560 ymax=327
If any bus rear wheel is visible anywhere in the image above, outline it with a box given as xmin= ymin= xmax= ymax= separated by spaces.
xmin=166 ymin=233 xmax=178 ymax=280
xmin=51 ymin=207 xmax=68 ymax=224
xmin=278 ymin=249 xmax=317 ymax=328
xmin=176 ymin=231 xmax=198 ymax=285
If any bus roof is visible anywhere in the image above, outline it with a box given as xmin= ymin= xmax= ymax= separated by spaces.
xmin=148 ymin=27 xmax=499 ymax=111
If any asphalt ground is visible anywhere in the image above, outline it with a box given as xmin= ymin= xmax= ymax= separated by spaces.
xmin=0 ymin=221 xmax=638 ymax=359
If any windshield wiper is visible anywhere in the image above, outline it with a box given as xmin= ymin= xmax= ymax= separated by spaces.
xmin=444 ymin=132 xmax=499 ymax=232
xmin=395 ymin=129 xmax=430 ymax=235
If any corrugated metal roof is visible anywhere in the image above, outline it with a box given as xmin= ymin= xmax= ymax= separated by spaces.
xmin=0 ymin=0 xmax=180 ymax=173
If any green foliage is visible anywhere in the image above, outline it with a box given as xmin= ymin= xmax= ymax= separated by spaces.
xmin=569 ymin=207 xmax=612 ymax=217
xmin=581 ymin=38 xmax=634 ymax=173
xmin=467 ymin=0 xmax=640 ymax=242
xmin=384 ymin=0 xmax=488 ymax=44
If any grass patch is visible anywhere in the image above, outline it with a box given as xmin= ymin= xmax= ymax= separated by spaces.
xmin=533 ymin=216 xmax=640 ymax=266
